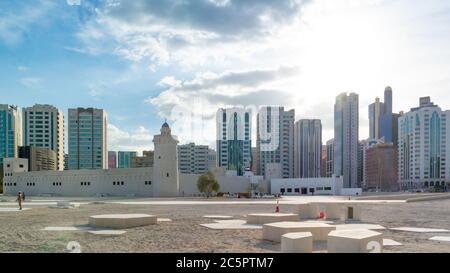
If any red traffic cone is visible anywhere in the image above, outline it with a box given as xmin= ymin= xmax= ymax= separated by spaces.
xmin=275 ymin=201 xmax=280 ymax=213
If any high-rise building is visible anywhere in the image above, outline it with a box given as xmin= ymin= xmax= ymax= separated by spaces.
xmin=216 ymin=107 xmax=252 ymax=176
xmin=19 ymin=146 xmax=56 ymax=171
xmin=178 ymin=143 xmax=209 ymax=174
xmin=326 ymin=139 xmax=334 ymax=177
xmin=64 ymin=154 xmax=69 ymax=170
xmin=398 ymin=97 xmax=450 ymax=190
xmin=366 ymin=143 xmax=398 ymax=191
xmin=208 ymin=149 xmax=217 ymax=171
xmin=369 ymin=86 xmax=397 ymax=144
xmin=118 ymin=151 xmax=137 ymax=168
xmin=334 ymin=92 xmax=359 ymax=188
xmin=0 ymin=105 xmax=22 ymax=166
xmin=68 ymin=108 xmax=107 ymax=170
xmin=108 ymin=151 xmax=117 ymax=169
xmin=359 ymin=138 xmax=385 ymax=189
xmin=321 ymin=145 xmax=327 ymax=177
xmin=294 ymin=119 xmax=322 ymax=178
xmin=22 ymin=104 xmax=64 ymax=170
xmin=256 ymin=106 xmax=294 ymax=179
xmin=131 ymin=151 xmax=154 ymax=168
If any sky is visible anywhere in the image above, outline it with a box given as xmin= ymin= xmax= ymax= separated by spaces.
xmin=1 ymin=0 xmax=450 ymax=154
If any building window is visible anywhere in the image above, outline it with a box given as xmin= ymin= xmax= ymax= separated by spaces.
xmin=324 ymin=187 xmax=332 ymax=191
xmin=280 ymin=188 xmax=285 ymax=193
xmin=121 ymin=181 xmax=124 ymax=185
xmin=294 ymin=188 xmax=300 ymax=193
xmin=287 ymin=188 xmax=292 ymax=193
xmin=113 ymin=182 xmax=116 ymax=185
xmin=167 ymin=173 xmax=169 ymax=177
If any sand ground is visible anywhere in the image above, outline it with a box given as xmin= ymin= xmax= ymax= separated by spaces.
xmin=0 ymin=195 xmax=449 ymax=253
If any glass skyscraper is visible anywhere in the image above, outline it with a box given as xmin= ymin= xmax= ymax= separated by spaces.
xmin=334 ymin=92 xmax=359 ymax=188
xmin=68 ymin=108 xmax=108 ymax=170
xmin=257 ymin=106 xmax=295 ymax=179
xmin=0 ymin=105 xmax=22 ymax=166
xmin=118 ymin=151 xmax=137 ymax=168
xmin=398 ymin=97 xmax=450 ymax=190
xmin=369 ymin=86 xmax=397 ymax=144
xmin=216 ymin=107 xmax=252 ymax=176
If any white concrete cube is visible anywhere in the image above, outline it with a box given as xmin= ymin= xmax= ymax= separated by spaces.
xmin=247 ymin=213 xmax=299 ymax=225
xmin=281 ymin=232 xmax=313 ymax=253
xmin=328 ymin=229 xmax=383 ymax=253
xmin=263 ymin=221 xmax=336 ymax=242
xmin=325 ymin=203 xmax=343 ymax=220
xmin=89 ymin=214 xmax=157 ymax=229
xmin=296 ymin=204 xmax=320 ymax=219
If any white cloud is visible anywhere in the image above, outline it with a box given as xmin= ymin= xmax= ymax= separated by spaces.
xmin=19 ymin=77 xmax=43 ymax=88
xmin=108 ymin=124 xmax=155 ymax=153
xmin=67 ymin=0 xmax=81 ymax=6
xmin=147 ymin=66 xmax=300 ymax=146
xmin=17 ymin=66 xmax=29 ymax=72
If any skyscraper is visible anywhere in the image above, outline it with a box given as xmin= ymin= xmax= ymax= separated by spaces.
xmin=68 ymin=108 xmax=107 ymax=170
xmin=216 ymin=107 xmax=252 ymax=176
xmin=334 ymin=92 xmax=359 ymax=188
xmin=118 ymin=151 xmax=137 ymax=168
xmin=326 ymin=139 xmax=334 ymax=177
xmin=0 ymin=105 xmax=22 ymax=166
xmin=366 ymin=143 xmax=398 ymax=191
xmin=398 ymin=97 xmax=450 ymax=190
xmin=108 ymin=151 xmax=117 ymax=169
xmin=22 ymin=104 xmax=65 ymax=170
xmin=256 ymin=106 xmax=294 ymax=179
xmin=19 ymin=146 xmax=57 ymax=171
xmin=369 ymin=86 xmax=395 ymax=143
xmin=294 ymin=119 xmax=322 ymax=178
xmin=178 ymin=143 xmax=209 ymax=174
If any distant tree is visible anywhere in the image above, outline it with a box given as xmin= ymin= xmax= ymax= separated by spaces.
xmin=197 ymin=171 xmax=220 ymax=198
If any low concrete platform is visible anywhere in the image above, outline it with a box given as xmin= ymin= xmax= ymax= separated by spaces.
xmin=201 ymin=220 xmax=262 ymax=230
xmin=281 ymin=232 xmax=313 ymax=253
xmin=328 ymin=229 xmax=383 ymax=253
xmin=49 ymin=201 xmax=79 ymax=209
xmin=247 ymin=213 xmax=299 ymax=225
xmin=89 ymin=214 xmax=157 ymax=229
xmin=262 ymin=221 xmax=336 ymax=242
xmin=203 ymin=215 xmax=234 ymax=219
xmin=390 ymin=227 xmax=450 ymax=233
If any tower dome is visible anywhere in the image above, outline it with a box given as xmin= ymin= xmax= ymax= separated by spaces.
xmin=161 ymin=121 xmax=171 ymax=135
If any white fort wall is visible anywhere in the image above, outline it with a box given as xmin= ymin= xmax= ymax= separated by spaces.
xmin=3 ymin=168 xmax=253 ymax=197
xmin=3 ymin=168 xmax=155 ymax=197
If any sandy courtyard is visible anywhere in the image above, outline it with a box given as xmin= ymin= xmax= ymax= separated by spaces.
xmin=0 ymin=195 xmax=449 ymax=253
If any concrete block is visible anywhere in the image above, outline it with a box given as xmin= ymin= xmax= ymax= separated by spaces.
xmin=247 ymin=213 xmax=299 ymax=225
xmin=89 ymin=214 xmax=157 ymax=229
xmin=328 ymin=229 xmax=383 ymax=253
xmin=263 ymin=221 xmax=336 ymax=242
xmin=281 ymin=232 xmax=313 ymax=253
xmin=296 ymin=204 xmax=320 ymax=219
xmin=324 ymin=203 xmax=342 ymax=220
xmin=341 ymin=204 xmax=362 ymax=221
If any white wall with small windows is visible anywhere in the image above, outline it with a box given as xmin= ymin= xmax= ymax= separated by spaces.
xmin=3 ymin=159 xmax=154 ymax=197
xmin=270 ymin=176 xmax=349 ymax=196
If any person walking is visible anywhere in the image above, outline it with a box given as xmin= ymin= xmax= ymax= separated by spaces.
xmin=16 ymin=192 xmax=23 ymax=210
